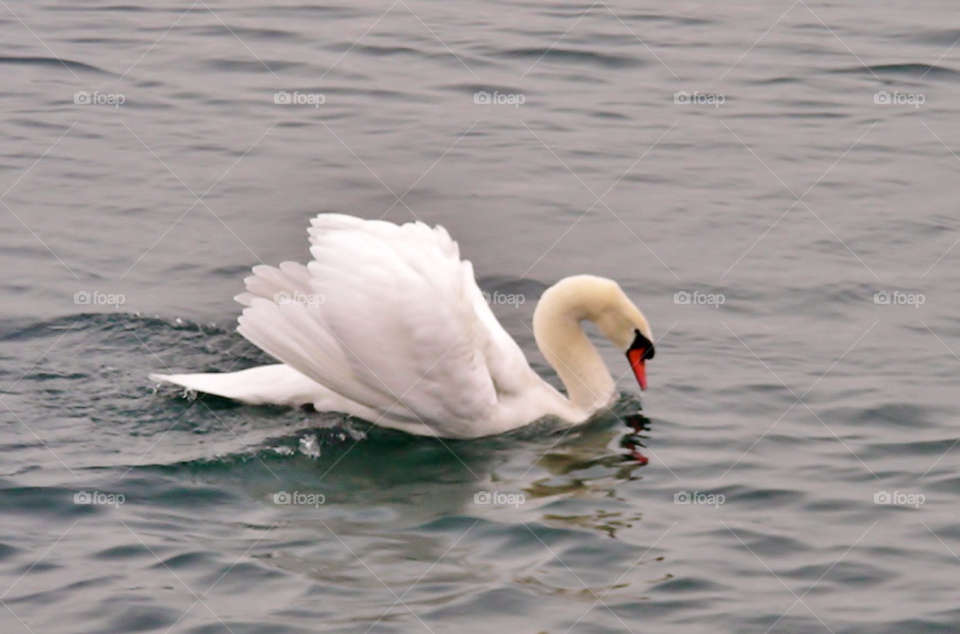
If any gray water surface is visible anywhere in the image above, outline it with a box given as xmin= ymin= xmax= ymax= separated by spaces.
xmin=2 ymin=1 xmax=960 ymax=633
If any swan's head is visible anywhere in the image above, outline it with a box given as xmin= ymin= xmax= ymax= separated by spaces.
xmin=534 ymin=275 xmax=656 ymax=390
xmin=587 ymin=279 xmax=655 ymax=391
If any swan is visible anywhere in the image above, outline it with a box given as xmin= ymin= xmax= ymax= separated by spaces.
xmin=150 ymin=214 xmax=655 ymax=439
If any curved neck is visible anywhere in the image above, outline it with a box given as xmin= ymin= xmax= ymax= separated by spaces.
xmin=532 ymin=281 xmax=617 ymax=414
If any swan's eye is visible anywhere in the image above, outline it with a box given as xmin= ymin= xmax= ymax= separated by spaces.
xmin=627 ymin=328 xmax=655 ymax=360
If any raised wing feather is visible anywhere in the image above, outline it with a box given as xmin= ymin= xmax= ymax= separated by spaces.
xmin=236 ymin=214 xmax=508 ymax=435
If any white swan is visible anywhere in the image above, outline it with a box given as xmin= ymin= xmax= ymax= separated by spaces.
xmin=151 ymin=214 xmax=655 ymax=439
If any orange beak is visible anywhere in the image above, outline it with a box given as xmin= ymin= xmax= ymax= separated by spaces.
xmin=627 ymin=349 xmax=648 ymax=391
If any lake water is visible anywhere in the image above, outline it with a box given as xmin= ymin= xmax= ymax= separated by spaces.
xmin=2 ymin=1 xmax=960 ymax=632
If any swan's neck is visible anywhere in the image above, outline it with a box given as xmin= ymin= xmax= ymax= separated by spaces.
xmin=532 ymin=281 xmax=617 ymax=414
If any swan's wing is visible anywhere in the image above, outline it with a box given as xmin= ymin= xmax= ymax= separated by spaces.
xmin=235 ymin=214 xmax=521 ymax=434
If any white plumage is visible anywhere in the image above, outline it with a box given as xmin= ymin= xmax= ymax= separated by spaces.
xmin=151 ymin=214 xmax=655 ymax=439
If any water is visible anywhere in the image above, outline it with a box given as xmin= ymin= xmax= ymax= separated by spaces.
xmin=2 ymin=1 xmax=960 ymax=632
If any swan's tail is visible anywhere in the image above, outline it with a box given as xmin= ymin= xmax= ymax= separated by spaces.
xmin=150 ymin=364 xmax=325 ymax=407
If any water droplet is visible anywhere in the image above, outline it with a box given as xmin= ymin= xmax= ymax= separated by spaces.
xmin=299 ymin=434 xmax=321 ymax=459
